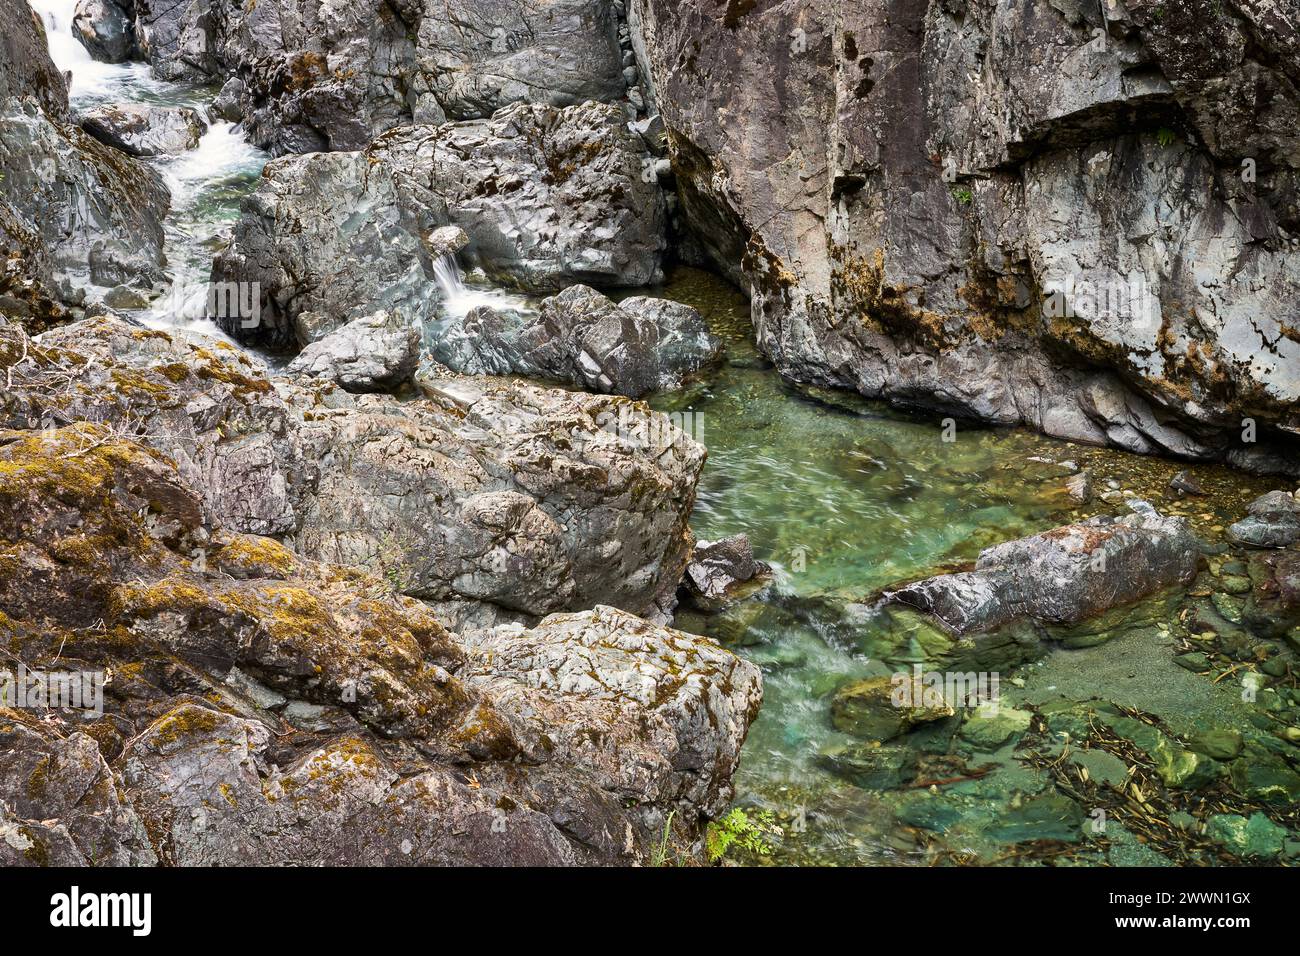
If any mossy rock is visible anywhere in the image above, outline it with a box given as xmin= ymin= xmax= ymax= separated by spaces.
xmin=1206 ymin=813 xmax=1286 ymax=860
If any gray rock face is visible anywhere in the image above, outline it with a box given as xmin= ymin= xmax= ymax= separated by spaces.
xmin=73 ymin=0 xmax=137 ymax=63
xmin=80 ymin=102 xmax=207 ymax=156
xmin=631 ymin=0 xmax=1300 ymax=471
xmin=461 ymin=606 xmax=763 ymax=819
xmin=412 ymin=0 xmax=626 ymax=122
xmin=369 ymin=102 xmax=668 ymax=291
xmin=883 ymin=508 xmax=1203 ymax=635
xmin=211 ymin=150 xmax=438 ymax=347
xmin=285 ymin=310 xmax=421 ymax=393
xmin=683 ymin=533 xmax=771 ymax=613
xmin=0 ymin=0 xmax=169 ymax=309
xmin=123 ymin=0 xmax=645 ymax=154
xmin=429 ymin=285 xmax=721 ymax=397
xmin=0 ymin=415 xmax=758 ymax=865
xmin=1229 ymin=490 xmax=1300 ymax=548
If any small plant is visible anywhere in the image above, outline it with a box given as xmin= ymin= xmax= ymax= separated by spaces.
xmin=953 ymin=187 xmax=973 ymax=205
xmin=1156 ymin=127 xmax=1177 ymax=148
xmin=650 ymin=810 xmax=676 ymax=867
xmin=705 ymin=807 xmax=781 ymax=863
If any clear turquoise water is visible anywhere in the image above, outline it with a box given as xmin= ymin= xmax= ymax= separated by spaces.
xmin=642 ymin=267 xmax=1288 ymax=866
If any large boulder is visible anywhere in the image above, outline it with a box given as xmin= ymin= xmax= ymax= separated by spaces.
xmin=80 ymin=102 xmax=207 ymax=156
xmin=882 ymin=507 xmax=1203 ymax=635
xmin=211 ymin=150 xmax=438 ymax=348
xmin=73 ymin=0 xmax=137 ymax=63
xmin=428 ymin=285 xmax=721 ymax=397
xmin=369 ymin=102 xmax=668 ymax=291
xmin=630 ymin=0 xmax=1300 ymax=470
xmin=1229 ymin=490 xmax=1300 ymax=548
xmin=285 ymin=310 xmax=421 ymax=393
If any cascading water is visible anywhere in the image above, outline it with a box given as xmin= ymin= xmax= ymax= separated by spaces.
xmin=32 ymin=0 xmax=267 ymax=339
xmin=34 ymin=0 xmax=156 ymax=102
xmin=431 ymin=253 xmax=532 ymax=320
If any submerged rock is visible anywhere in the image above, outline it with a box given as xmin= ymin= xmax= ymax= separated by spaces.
xmin=285 ymin=310 xmax=420 ymax=393
xmin=1207 ymin=813 xmax=1286 ymax=861
xmin=882 ymin=509 xmax=1202 ymax=635
xmin=80 ymin=102 xmax=207 ymax=156
xmin=830 ymin=674 xmax=955 ymax=742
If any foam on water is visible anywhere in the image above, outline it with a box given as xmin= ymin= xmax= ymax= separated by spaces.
xmin=432 ymin=254 xmax=533 ymax=320
xmin=32 ymin=0 xmax=158 ymax=104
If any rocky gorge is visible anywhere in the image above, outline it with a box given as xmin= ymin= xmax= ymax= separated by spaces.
xmin=0 ymin=0 xmax=1298 ymax=868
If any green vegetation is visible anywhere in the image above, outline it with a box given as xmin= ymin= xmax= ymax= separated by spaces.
xmin=706 ymin=808 xmax=780 ymax=863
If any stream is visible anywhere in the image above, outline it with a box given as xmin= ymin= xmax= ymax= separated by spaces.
xmin=37 ymin=4 xmax=1300 ymax=866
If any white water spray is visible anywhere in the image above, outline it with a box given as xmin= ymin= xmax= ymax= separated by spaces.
xmin=32 ymin=0 xmax=155 ymax=102
xmin=431 ymin=254 xmax=532 ymax=320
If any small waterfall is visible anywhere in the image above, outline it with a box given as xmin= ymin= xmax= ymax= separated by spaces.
xmin=432 ymin=253 xmax=532 ymax=320
xmin=32 ymin=0 xmax=153 ymax=102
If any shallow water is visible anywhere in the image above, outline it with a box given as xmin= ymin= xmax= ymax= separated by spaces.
xmin=642 ymin=268 xmax=1289 ymax=866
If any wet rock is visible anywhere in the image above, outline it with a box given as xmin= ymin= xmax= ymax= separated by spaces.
xmin=413 ymin=0 xmax=627 ymax=122
xmin=80 ymin=102 xmax=207 ymax=156
xmin=0 ymin=0 xmax=169 ymax=301
xmin=369 ymin=102 xmax=668 ymax=292
xmin=817 ymin=743 xmax=918 ymax=790
xmin=1169 ymin=470 xmax=1205 ymax=496
xmin=285 ymin=310 xmax=421 ymax=394
xmin=1207 ymin=813 xmax=1286 ymax=861
xmin=523 ymin=286 xmax=717 ymax=394
xmin=210 ymin=77 xmax=243 ymax=123
xmin=830 ymin=673 xmax=955 ymax=742
xmin=430 ymin=286 xmax=721 ymax=398
xmin=882 ymin=509 xmax=1202 ymax=635
xmin=73 ymin=0 xmax=137 ymax=63
xmin=1101 ymin=715 xmax=1219 ymax=789
xmin=212 ymin=150 xmax=437 ymax=348
xmin=1229 ymin=490 xmax=1300 ymax=548
xmin=1064 ymin=469 xmax=1093 ymax=503
xmin=682 ymin=533 xmax=771 ymax=612
xmin=959 ymin=705 xmax=1032 ymax=752
xmin=984 ymin=795 xmax=1083 ymax=844
xmin=1189 ymin=729 xmax=1244 ymax=762
xmin=1228 ymin=753 xmax=1300 ymax=804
